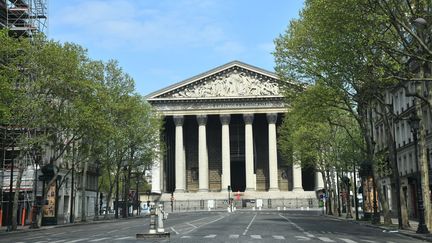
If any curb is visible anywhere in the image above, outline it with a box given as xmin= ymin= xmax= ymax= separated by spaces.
xmin=0 ymin=215 xmax=145 ymax=236
xmin=324 ymin=214 xmax=432 ymax=242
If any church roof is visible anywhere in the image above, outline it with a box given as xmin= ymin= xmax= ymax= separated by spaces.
xmin=146 ymin=60 xmax=284 ymax=101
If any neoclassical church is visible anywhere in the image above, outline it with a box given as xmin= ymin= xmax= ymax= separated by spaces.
xmin=147 ymin=61 xmax=323 ymax=203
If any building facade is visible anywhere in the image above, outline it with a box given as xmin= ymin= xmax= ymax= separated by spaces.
xmin=147 ymin=61 xmax=324 ymax=207
xmin=372 ymin=82 xmax=432 ymax=218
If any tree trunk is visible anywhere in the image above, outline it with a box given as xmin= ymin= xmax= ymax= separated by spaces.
xmin=416 ymin=80 xmax=431 ymax=229
xmin=12 ymin=161 xmax=25 ymax=230
xmin=80 ymin=159 xmax=88 ymax=222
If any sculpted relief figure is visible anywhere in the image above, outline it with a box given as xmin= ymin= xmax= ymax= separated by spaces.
xmin=172 ymin=69 xmax=280 ymax=98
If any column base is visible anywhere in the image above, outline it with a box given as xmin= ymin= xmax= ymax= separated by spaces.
xmin=245 ymin=188 xmax=255 ymax=192
xmin=174 ymin=189 xmax=185 ymax=193
xmin=151 ymin=189 xmax=161 ymax=194
xmin=268 ymin=188 xmax=280 ymax=192
xmin=292 ymin=187 xmax=304 ymax=192
xmin=198 ymin=189 xmax=209 ymax=192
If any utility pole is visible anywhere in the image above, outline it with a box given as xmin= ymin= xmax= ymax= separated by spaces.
xmin=70 ymin=142 xmax=75 ymax=223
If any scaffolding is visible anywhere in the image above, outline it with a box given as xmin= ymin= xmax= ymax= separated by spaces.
xmin=0 ymin=0 xmax=48 ymax=37
xmin=0 ymin=127 xmax=37 ymax=227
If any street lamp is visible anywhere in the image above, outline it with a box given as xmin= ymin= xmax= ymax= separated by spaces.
xmin=408 ymin=111 xmax=429 ymax=234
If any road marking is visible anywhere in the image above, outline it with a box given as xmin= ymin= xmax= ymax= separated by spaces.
xmin=360 ymin=241 xmax=376 ymax=243
xmin=187 ymin=222 xmax=198 ymax=228
xmin=50 ymin=232 xmax=66 ymax=236
xmin=181 ymin=236 xmax=191 ymax=238
xmin=107 ymin=229 xmax=119 ymax=233
xmin=318 ymin=237 xmax=335 ymax=242
xmin=170 ymin=227 xmax=179 ymax=234
xmin=339 ymin=238 xmax=357 ymax=243
xmin=295 ymin=236 xmax=311 ymax=241
xmin=273 ymin=235 xmax=285 ymax=240
xmin=68 ymin=238 xmax=90 ymax=243
xmin=114 ymin=236 xmax=134 ymax=240
xmin=242 ymin=213 xmax=257 ymax=235
xmin=204 ymin=234 xmax=216 ymax=238
xmin=305 ymin=232 xmax=315 ymax=237
xmin=90 ymin=238 xmax=110 ymax=242
xmin=51 ymin=240 xmax=67 ymax=243
xmin=183 ymin=216 xmax=226 ymax=234
xmin=229 ymin=234 xmax=239 ymax=239
xmin=251 ymin=235 xmax=262 ymax=239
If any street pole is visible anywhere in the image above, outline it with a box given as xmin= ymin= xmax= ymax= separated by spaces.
xmin=353 ymin=166 xmax=359 ymax=220
xmin=70 ymin=142 xmax=75 ymax=223
xmin=410 ymin=114 xmax=429 ymax=234
xmin=136 ymin=175 xmax=139 ymax=215
xmin=228 ymin=185 xmax=231 ymax=211
xmin=336 ymin=171 xmax=341 ymax=217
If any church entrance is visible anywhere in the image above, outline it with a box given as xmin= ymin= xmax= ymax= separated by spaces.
xmin=231 ymin=160 xmax=246 ymax=192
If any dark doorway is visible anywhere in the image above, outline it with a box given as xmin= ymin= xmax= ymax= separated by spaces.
xmin=231 ymin=161 xmax=246 ymax=192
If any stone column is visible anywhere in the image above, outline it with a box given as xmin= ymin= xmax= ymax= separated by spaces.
xmin=244 ymin=114 xmax=255 ymax=191
xmin=292 ymin=162 xmax=304 ymax=192
xmin=197 ymin=115 xmax=209 ymax=192
xmin=315 ymin=171 xmax=324 ymax=191
xmin=220 ymin=114 xmax=231 ymax=192
xmin=152 ymin=131 xmax=162 ymax=194
xmin=174 ymin=115 xmax=185 ymax=193
xmin=267 ymin=113 xmax=279 ymax=191
xmin=151 ymin=163 xmax=161 ymax=194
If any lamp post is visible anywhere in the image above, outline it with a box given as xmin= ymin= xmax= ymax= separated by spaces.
xmin=409 ymin=111 xmax=429 ymax=234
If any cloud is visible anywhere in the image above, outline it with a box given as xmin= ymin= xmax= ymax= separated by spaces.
xmin=51 ymin=0 xmax=235 ymax=51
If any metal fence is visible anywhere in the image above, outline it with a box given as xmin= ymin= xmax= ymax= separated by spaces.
xmin=160 ymin=197 xmax=319 ymax=212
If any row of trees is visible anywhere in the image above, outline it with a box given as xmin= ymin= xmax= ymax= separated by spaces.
xmin=0 ymin=30 xmax=161 ymax=230
xmin=274 ymin=0 xmax=431 ymax=229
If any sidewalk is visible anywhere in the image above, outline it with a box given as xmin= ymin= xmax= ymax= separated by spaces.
xmin=326 ymin=213 xmax=432 ymax=242
xmin=0 ymin=214 xmax=146 ymax=236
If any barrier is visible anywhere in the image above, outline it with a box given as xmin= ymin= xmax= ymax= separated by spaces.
xmin=136 ymin=205 xmax=170 ymax=240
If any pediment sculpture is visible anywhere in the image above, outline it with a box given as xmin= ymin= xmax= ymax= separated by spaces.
xmin=171 ymin=69 xmax=280 ymax=98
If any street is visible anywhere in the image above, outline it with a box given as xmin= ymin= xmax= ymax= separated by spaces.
xmin=0 ymin=210 xmax=424 ymax=243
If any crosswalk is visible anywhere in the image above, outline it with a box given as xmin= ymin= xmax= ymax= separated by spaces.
xmin=176 ymin=234 xmax=391 ymax=242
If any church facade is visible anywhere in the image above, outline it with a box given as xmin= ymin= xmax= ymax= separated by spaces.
xmin=147 ymin=61 xmax=323 ymax=205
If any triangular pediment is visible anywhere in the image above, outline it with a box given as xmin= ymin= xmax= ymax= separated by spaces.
xmin=147 ymin=61 xmax=283 ymax=100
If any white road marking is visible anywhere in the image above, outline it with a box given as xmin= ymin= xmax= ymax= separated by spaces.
xmin=24 ymin=236 xmax=44 ymax=240
xmin=183 ymin=216 xmax=226 ymax=234
xmin=51 ymin=240 xmax=67 ymax=243
xmin=251 ymin=235 xmax=262 ymax=239
xmin=34 ymin=241 xmax=48 ymax=243
xmin=243 ymin=213 xmax=257 ymax=235
xmin=305 ymin=232 xmax=315 ymax=237
xmin=50 ymin=232 xmax=66 ymax=236
xmin=204 ymin=234 xmax=216 ymax=238
xmin=339 ymin=238 xmax=357 ymax=243
xmin=107 ymin=229 xmax=119 ymax=233
xmin=229 ymin=234 xmax=239 ymax=238
xmin=187 ymin=222 xmax=197 ymax=228
xmin=360 ymin=241 xmax=376 ymax=243
xmin=170 ymin=227 xmax=179 ymax=234
xmin=68 ymin=238 xmax=90 ymax=243
xmin=114 ymin=236 xmax=134 ymax=240
xmin=89 ymin=238 xmax=110 ymax=242
xmin=181 ymin=236 xmax=191 ymax=238
xmin=273 ymin=235 xmax=285 ymax=240
xmin=295 ymin=236 xmax=311 ymax=241
xmin=318 ymin=237 xmax=335 ymax=242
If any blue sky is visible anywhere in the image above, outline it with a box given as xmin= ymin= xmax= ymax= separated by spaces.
xmin=49 ymin=0 xmax=304 ymax=96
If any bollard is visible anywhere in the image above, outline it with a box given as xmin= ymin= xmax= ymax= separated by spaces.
xmin=149 ymin=207 xmax=157 ymax=234
xmin=307 ymin=206 xmax=309 ymax=211
xmin=252 ymin=206 xmax=255 ymax=211
xmin=258 ymin=207 xmax=261 ymax=211
xmin=283 ymin=207 xmax=286 ymax=211
xmin=301 ymin=207 xmax=304 ymax=211
xmin=277 ymin=207 xmax=280 ymax=211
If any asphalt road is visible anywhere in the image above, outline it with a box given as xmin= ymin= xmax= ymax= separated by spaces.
xmin=0 ymin=210 xmax=425 ymax=243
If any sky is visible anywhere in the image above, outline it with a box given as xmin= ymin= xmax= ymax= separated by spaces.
xmin=49 ymin=0 xmax=304 ymax=96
